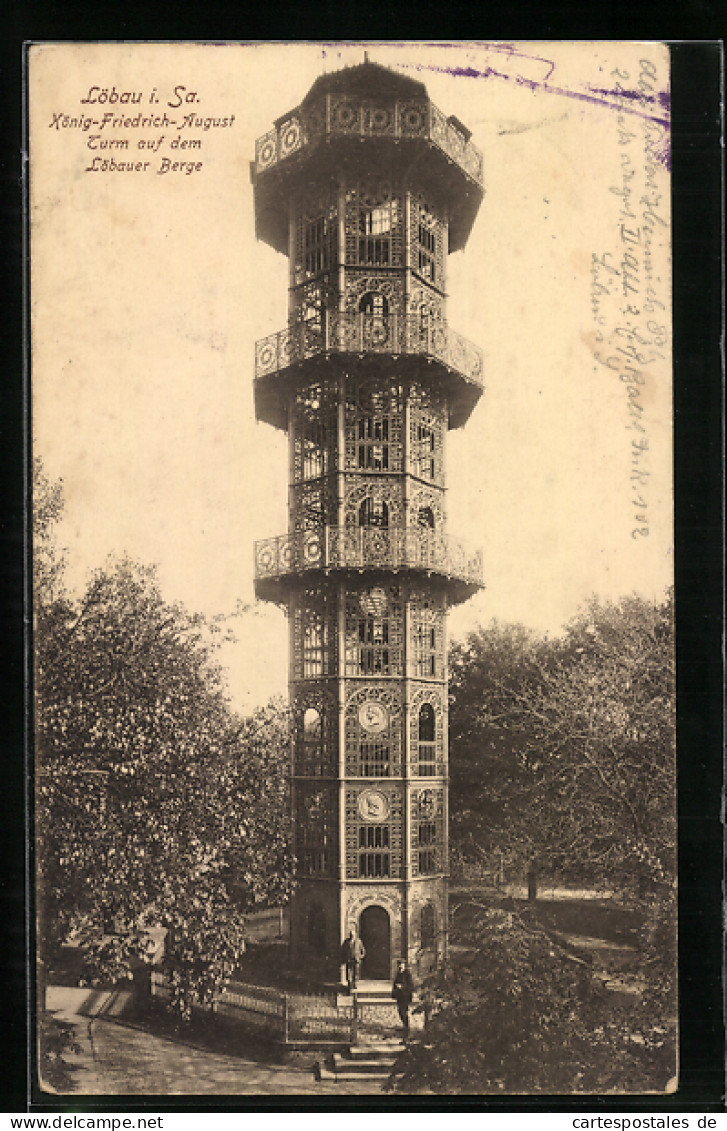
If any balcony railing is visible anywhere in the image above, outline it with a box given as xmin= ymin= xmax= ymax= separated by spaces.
xmin=254 ymin=525 xmax=483 ymax=589
xmin=255 ymin=95 xmax=483 ymax=187
xmin=254 ymin=313 xmax=483 ymax=389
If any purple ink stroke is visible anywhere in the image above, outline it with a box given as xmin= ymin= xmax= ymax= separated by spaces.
xmin=396 ymin=55 xmax=671 ymax=131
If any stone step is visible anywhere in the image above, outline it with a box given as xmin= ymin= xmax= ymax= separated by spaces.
xmin=318 ymin=1064 xmax=391 ymax=1083
xmin=334 ymin=1049 xmax=397 ymax=1067
xmin=348 ymin=1042 xmax=405 ymax=1059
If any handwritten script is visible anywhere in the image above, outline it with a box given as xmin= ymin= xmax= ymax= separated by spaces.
xmin=589 ymin=55 xmax=670 ymax=540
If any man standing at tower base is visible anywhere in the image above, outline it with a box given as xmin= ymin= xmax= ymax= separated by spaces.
xmin=341 ymin=927 xmax=366 ymax=991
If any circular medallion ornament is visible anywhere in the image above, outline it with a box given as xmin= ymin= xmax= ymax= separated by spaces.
xmin=334 ymin=101 xmax=357 ymax=130
xmin=370 ymin=107 xmax=392 ymax=131
xmin=256 ymin=544 xmax=274 ymax=573
xmin=257 ymin=342 xmax=276 ymax=372
xmin=358 ymin=789 xmax=390 ymax=822
xmin=258 ymin=138 xmax=277 ymax=168
xmin=280 ymin=119 xmax=301 ymax=156
xmin=358 ymin=700 xmax=388 ymax=734
xmin=402 ymin=106 xmax=425 ymax=134
xmin=303 ymin=531 xmax=322 ymax=565
xmin=359 ymin=586 xmax=388 ymax=617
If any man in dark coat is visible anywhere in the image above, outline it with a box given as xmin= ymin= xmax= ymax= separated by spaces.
xmin=391 ymin=960 xmax=415 ymax=1035
xmin=340 ymin=927 xmax=365 ymax=990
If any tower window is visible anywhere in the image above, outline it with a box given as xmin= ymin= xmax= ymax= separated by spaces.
xmin=358 ymin=739 xmax=390 ymax=777
xmin=299 ymin=706 xmax=326 ymax=776
xmin=357 ymin=410 xmax=390 ymax=470
xmin=303 ymin=616 xmax=326 ymax=677
xmin=416 ymin=204 xmax=437 ymax=283
xmin=420 ymin=903 xmax=436 ymax=952
xmin=358 ymin=497 xmax=389 ymax=527
xmin=359 ymin=200 xmax=398 ymax=265
xmin=297 ymin=788 xmax=335 ymax=876
xmin=359 ymin=824 xmax=390 ymax=849
xmin=358 ymin=292 xmax=391 ymax=349
xmin=418 ymin=704 xmax=436 ymax=775
xmin=358 ymin=613 xmax=390 ymax=675
xmin=414 ymin=609 xmax=440 ymax=680
xmin=304 ymin=216 xmax=336 ymax=277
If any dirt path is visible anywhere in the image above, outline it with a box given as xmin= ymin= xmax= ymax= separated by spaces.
xmin=43 ymin=1008 xmax=385 ymax=1098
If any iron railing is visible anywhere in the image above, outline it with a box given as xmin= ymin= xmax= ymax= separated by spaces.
xmin=254 ymin=313 xmax=483 ymax=388
xmin=254 ymin=525 xmax=483 ymax=587
xmin=255 ymin=95 xmax=483 ymax=186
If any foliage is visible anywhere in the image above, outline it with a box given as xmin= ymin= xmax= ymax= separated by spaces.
xmin=38 ymin=1012 xmax=81 ymax=1093
xmin=449 ymin=593 xmax=675 ymax=894
xmin=395 ymin=592 xmax=677 ymax=1095
xmin=388 ymin=902 xmax=677 ymax=1095
xmin=34 ymin=462 xmax=293 ymax=1017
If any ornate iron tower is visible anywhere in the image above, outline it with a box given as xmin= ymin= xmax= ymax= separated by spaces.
xmin=252 ymin=60 xmax=484 ymax=984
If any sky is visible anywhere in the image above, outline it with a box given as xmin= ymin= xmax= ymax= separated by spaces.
xmin=30 ymin=41 xmax=673 ymax=713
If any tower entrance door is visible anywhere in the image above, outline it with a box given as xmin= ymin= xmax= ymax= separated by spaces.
xmin=359 ymin=905 xmax=390 ymax=980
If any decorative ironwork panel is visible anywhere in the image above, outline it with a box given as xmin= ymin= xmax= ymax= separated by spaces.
xmin=408 ymin=890 xmax=445 ymax=971
xmin=408 ymin=591 xmax=447 ymax=682
xmin=344 ymin=585 xmax=404 ymax=678
xmin=408 ymin=484 xmax=446 ymax=529
xmin=397 ymin=101 xmax=429 ymax=137
xmin=344 ymin=375 xmax=404 ymax=473
xmin=291 ymin=584 xmax=338 ymax=680
xmin=345 ymin=785 xmax=404 ymax=878
xmin=255 ymin=526 xmax=483 ymax=589
xmin=410 ymin=786 xmax=445 ymax=876
xmin=343 ymin=272 xmax=404 ymax=317
xmin=296 ymin=782 xmax=338 ymax=877
xmin=292 ymin=379 xmax=340 ymax=482
xmin=344 ymin=480 xmax=405 ymax=530
xmin=361 ymin=102 xmax=397 ymax=136
xmin=302 ymin=98 xmax=327 ymax=144
xmin=330 ymin=96 xmax=363 ymax=134
xmin=344 ymin=684 xmax=403 ymax=777
xmin=409 ymin=385 xmax=447 ymax=484
xmin=293 ymin=185 xmax=339 ymax=287
xmin=292 ymin=684 xmax=338 ymax=777
xmin=254 ymin=316 xmax=484 ymax=391
xmin=291 ymin=477 xmax=337 ymax=533
xmin=409 ymin=685 xmax=447 ymax=777
xmin=289 ymin=277 xmax=338 ymax=338
xmin=255 ymin=127 xmax=278 ymax=171
xmin=253 ymin=95 xmax=484 ymax=188
xmin=409 ymin=194 xmax=446 ymax=290
xmin=342 ymin=178 xmax=405 ymax=268
xmin=428 ymin=103 xmax=449 ymax=152
xmin=277 ymin=112 xmax=305 ymax=160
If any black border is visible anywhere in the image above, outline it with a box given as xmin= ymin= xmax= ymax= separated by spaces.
xmin=2 ymin=16 xmax=724 ymax=1116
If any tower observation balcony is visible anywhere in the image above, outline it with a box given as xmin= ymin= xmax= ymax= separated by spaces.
xmin=252 ymin=65 xmax=484 ymax=256
xmin=254 ymin=523 xmax=483 ymax=605
xmin=254 ymin=313 xmax=484 ymax=431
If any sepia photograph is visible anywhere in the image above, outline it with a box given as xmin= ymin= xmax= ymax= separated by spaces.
xmin=30 ymin=40 xmax=675 ymax=1097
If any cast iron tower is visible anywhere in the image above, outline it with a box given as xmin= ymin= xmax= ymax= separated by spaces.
xmin=252 ymin=60 xmax=484 ymax=984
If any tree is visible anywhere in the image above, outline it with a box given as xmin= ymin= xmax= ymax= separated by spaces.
xmin=388 ymin=902 xmax=676 ymax=1095
xmin=449 ymin=592 xmax=675 ymax=894
xmin=402 ymin=592 xmax=678 ymax=1094
xmin=34 ymin=463 xmax=293 ymax=1016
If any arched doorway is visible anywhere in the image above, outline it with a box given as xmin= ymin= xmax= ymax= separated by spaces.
xmin=359 ymin=905 xmax=391 ymax=980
